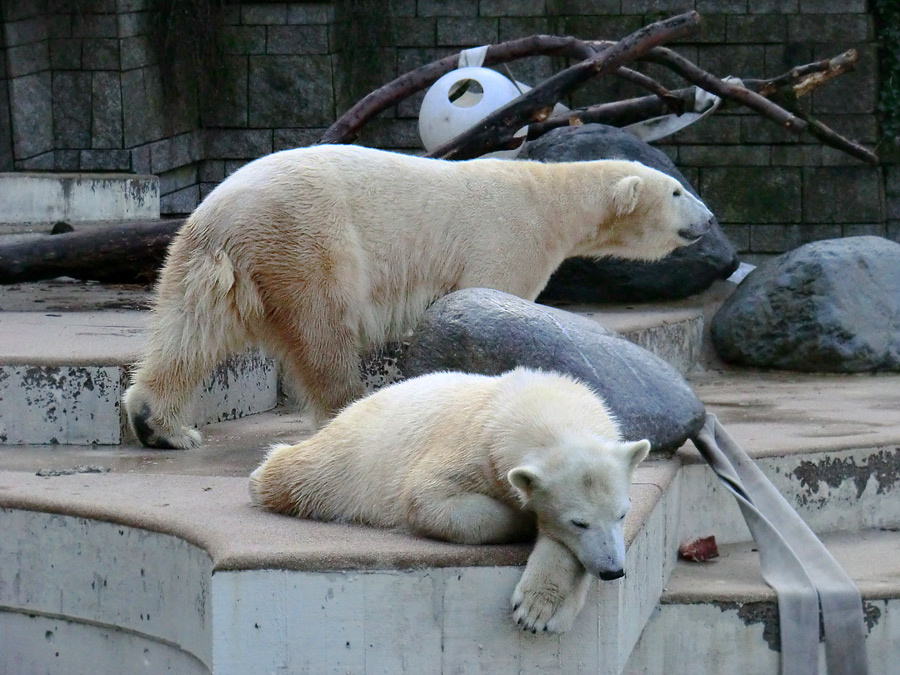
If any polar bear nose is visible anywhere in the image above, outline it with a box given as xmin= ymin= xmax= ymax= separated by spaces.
xmin=599 ymin=569 xmax=625 ymax=581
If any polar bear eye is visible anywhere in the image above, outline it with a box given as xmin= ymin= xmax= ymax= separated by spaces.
xmin=571 ymin=519 xmax=590 ymax=529
xmin=673 ymin=189 xmax=683 ymax=197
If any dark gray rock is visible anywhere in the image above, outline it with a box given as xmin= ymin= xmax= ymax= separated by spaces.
xmin=400 ymin=288 xmax=706 ymax=453
xmin=712 ymin=237 xmax=900 ymax=372
xmin=521 ymin=124 xmax=738 ymax=303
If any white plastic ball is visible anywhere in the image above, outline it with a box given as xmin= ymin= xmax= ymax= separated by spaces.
xmin=418 ymin=67 xmax=527 ymax=159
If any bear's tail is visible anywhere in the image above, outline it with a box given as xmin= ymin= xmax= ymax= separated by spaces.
xmin=124 ymin=228 xmax=264 ymax=449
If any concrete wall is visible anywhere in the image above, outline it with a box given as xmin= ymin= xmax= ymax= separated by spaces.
xmin=0 ymin=0 xmax=894 ymax=259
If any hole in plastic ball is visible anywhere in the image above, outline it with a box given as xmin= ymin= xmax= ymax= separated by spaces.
xmin=448 ymin=79 xmax=484 ymax=107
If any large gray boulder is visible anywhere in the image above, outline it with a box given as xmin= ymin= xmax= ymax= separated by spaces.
xmin=521 ymin=124 xmax=738 ymax=303
xmin=712 ymin=237 xmax=900 ymax=372
xmin=399 ymin=288 xmax=706 ymax=453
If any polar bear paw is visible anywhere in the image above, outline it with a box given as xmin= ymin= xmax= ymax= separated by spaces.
xmin=511 ymin=579 xmax=582 ymax=634
xmin=124 ymin=385 xmax=202 ymax=450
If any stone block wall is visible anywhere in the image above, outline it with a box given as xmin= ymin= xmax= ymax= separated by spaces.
xmin=0 ymin=0 xmax=201 ymax=213
xmin=1 ymin=0 xmax=895 ymax=258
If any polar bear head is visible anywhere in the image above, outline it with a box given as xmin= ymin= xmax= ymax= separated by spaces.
xmin=508 ymin=436 xmax=651 ymax=579
xmin=582 ymin=161 xmax=714 ymax=262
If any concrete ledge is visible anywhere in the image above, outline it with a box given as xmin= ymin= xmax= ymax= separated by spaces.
xmin=0 ymin=508 xmax=212 ymax=673
xmin=0 ymin=173 xmax=160 ymax=228
xmin=625 ymin=531 xmax=900 ymax=674
xmin=0 ymin=312 xmax=277 ymax=445
xmin=0 ymin=457 xmax=675 ymax=675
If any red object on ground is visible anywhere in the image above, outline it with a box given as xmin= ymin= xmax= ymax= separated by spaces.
xmin=678 ymin=535 xmax=720 ymax=562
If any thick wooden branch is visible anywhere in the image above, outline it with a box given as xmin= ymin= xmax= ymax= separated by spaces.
xmin=426 ymin=11 xmax=701 ymax=160
xmin=0 ymin=219 xmax=184 ymax=284
xmin=615 ymin=67 xmax=686 ymax=114
xmin=748 ymin=49 xmax=857 ymax=98
xmin=319 ymin=35 xmax=596 ymax=144
xmin=528 ymin=51 xmax=858 ymax=139
xmin=527 ymin=89 xmax=698 ymax=138
xmin=639 ymin=46 xmax=877 ymax=164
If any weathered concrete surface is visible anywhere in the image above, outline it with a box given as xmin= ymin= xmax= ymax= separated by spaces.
xmin=0 ymin=509 xmax=212 ymax=672
xmin=689 ymin=371 xmax=900 ymax=457
xmin=0 ymin=312 xmax=277 ymax=444
xmin=677 ymin=444 xmax=900 ymax=548
xmin=0 ymin=173 xmax=160 ymax=228
xmin=0 ymin=311 xmax=148 ymax=366
xmin=625 ymin=530 xmax=900 ymax=674
xmin=0 ymin=279 xmax=154 ymax=312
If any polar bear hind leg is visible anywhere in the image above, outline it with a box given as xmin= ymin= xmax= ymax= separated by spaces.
xmin=406 ymin=487 xmax=537 ymax=545
xmin=253 ymin=271 xmax=365 ymax=422
xmin=124 ymin=245 xmax=258 ymax=449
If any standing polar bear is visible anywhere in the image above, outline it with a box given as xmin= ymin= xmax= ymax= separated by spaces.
xmin=124 ymin=144 xmax=712 ymax=449
xmin=249 ymin=367 xmax=650 ymax=633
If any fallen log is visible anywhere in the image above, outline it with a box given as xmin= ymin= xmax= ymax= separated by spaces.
xmin=0 ymin=218 xmax=184 ymax=284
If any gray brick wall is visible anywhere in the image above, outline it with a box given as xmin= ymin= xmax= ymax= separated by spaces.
xmin=0 ymin=0 xmax=895 ymax=254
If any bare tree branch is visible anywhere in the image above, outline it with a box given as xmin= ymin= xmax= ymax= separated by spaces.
xmin=319 ymin=35 xmax=596 ymax=144
xmin=425 ymin=11 xmax=701 ymax=160
xmin=637 ymin=46 xmax=877 ymax=164
xmin=529 ymin=49 xmax=862 ymax=142
xmin=615 ymin=67 xmax=687 ymax=114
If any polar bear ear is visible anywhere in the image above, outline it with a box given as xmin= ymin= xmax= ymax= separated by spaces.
xmin=508 ymin=466 xmax=542 ymax=500
xmin=612 ymin=176 xmax=643 ymax=216
xmin=620 ymin=439 xmax=651 ymax=471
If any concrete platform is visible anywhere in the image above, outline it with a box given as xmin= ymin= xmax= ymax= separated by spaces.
xmin=2 ymin=277 xmax=898 ymax=673
xmin=0 ymin=283 xmax=276 ymax=445
xmin=0 ymin=173 xmax=159 ymax=230
xmin=1 ymin=370 xmax=899 ymax=674
xmin=625 ymin=529 xmax=900 ymax=674
xmin=0 ymin=311 xmax=277 ymax=445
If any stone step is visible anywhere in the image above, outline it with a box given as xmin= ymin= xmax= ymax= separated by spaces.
xmin=0 ymin=310 xmax=276 ymax=445
xmin=624 ymin=529 xmax=900 ymax=674
xmin=2 ymin=372 xmax=900 ymax=673
xmin=684 ymin=371 xmax=900 ymax=544
xmin=0 ymin=407 xmax=682 ymax=675
xmin=0 ymin=280 xmax=708 ymax=445
xmin=0 ymin=173 xmax=159 ymax=231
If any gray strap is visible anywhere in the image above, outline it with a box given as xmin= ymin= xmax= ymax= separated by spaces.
xmin=692 ymin=415 xmax=869 ymax=675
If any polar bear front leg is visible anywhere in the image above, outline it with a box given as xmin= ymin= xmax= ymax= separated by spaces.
xmin=512 ymin=534 xmax=593 ymax=634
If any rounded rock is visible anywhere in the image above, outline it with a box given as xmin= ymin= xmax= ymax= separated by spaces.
xmin=400 ymin=288 xmax=706 ymax=452
xmin=711 ymin=236 xmax=900 ymax=372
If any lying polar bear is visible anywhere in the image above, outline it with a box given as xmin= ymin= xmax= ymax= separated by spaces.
xmin=249 ymin=367 xmax=650 ymax=634
xmin=124 ymin=144 xmax=712 ymax=449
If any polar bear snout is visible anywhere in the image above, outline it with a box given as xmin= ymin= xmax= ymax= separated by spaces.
xmin=570 ymin=519 xmax=628 ymax=580
xmin=677 ymin=216 xmax=713 ymax=244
